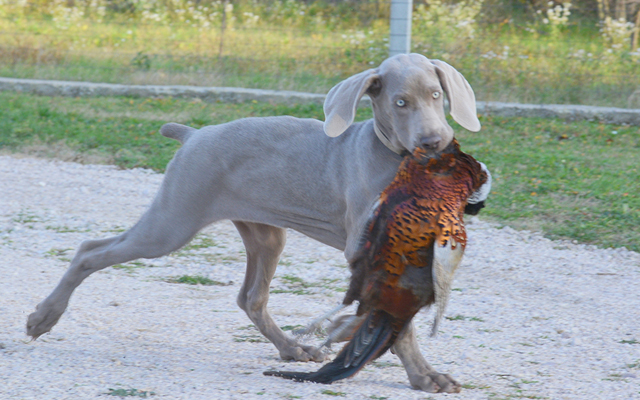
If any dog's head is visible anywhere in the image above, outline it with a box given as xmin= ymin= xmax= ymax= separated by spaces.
xmin=323 ymin=53 xmax=480 ymax=155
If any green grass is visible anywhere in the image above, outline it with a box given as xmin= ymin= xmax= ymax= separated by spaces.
xmin=0 ymin=91 xmax=326 ymax=170
xmin=0 ymin=91 xmax=638 ymax=252
xmin=321 ymin=390 xmax=346 ymax=397
xmin=112 ymin=260 xmax=152 ymax=273
xmin=165 ymin=275 xmax=230 ymax=286
xmin=179 ymin=235 xmax=219 ymax=252
xmin=279 ymin=325 xmax=304 ymax=332
xmin=463 ymin=116 xmax=640 ymax=252
xmin=44 ymin=247 xmax=73 ymax=262
xmin=445 ymin=314 xmax=485 ymax=322
xmin=233 ymin=324 xmax=270 ymax=343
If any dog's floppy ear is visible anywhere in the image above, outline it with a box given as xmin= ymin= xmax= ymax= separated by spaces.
xmin=431 ymin=60 xmax=481 ymax=132
xmin=323 ymin=69 xmax=380 ymax=137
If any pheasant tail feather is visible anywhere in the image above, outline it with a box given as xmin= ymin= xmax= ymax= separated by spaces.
xmin=264 ymin=312 xmax=396 ymax=384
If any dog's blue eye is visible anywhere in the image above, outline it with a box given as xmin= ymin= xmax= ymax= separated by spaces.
xmin=432 ymin=91 xmax=441 ymax=99
xmin=396 ymin=99 xmax=406 ymax=107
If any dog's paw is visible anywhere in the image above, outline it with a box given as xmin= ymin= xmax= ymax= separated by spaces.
xmin=26 ymin=301 xmax=66 ymax=340
xmin=409 ymin=373 xmax=461 ymax=393
xmin=279 ymin=344 xmax=329 ymax=363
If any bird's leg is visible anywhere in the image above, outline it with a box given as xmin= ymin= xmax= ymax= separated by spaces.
xmin=294 ymin=303 xmax=347 ymax=338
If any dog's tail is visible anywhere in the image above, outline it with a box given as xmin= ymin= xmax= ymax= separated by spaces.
xmin=160 ymin=123 xmax=196 ymax=144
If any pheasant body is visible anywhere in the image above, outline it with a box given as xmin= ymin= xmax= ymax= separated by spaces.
xmin=265 ymin=139 xmax=489 ymax=384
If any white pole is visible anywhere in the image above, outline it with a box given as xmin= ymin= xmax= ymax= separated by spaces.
xmin=389 ymin=0 xmax=413 ymax=56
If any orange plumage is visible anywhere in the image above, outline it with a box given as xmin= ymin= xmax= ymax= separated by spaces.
xmin=265 ymin=139 xmax=488 ymax=384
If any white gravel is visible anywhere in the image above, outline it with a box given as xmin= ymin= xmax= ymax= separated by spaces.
xmin=1 ymin=154 xmax=639 ymax=400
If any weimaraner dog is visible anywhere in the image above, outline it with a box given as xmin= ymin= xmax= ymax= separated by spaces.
xmin=27 ymin=53 xmax=484 ymax=393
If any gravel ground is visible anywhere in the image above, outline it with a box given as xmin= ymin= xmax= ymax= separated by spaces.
xmin=1 ymin=154 xmax=639 ymax=400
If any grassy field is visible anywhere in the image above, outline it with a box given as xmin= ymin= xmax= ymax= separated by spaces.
xmin=1 ymin=0 xmax=639 ymax=107
xmin=1 ymin=91 xmax=638 ymax=252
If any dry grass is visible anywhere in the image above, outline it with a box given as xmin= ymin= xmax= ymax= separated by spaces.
xmin=1 ymin=1 xmax=639 ymax=105
xmin=1 ymin=139 xmax=115 ymax=165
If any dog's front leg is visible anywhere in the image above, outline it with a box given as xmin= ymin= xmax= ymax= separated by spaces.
xmin=392 ymin=321 xmax=462 ymax=393
xmin=233 ymin=221 xmax=328 ymax=362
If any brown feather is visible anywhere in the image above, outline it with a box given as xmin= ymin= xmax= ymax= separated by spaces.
xmin=264 ymin=139 xmax=488 ymax=384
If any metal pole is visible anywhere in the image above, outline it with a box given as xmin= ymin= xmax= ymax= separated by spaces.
xmin=389 ymin=0 xmax=413 ymax=56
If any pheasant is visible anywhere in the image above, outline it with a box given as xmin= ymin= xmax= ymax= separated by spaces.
xmin=264 ymin=139 xmax=490 ymax=384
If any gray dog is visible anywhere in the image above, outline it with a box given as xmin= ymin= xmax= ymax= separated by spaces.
xmin=27 ymin=53 xmax=484 ymax=393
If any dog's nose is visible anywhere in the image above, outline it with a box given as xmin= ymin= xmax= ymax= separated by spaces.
xmin=419 ymin=136 xmax=441 ymax=150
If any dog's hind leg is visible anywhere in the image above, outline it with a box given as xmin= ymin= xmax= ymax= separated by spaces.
xmin=26 ymin=199 xmax=207 ymax=340
xmin=391 ymin=321 xmax=462 ymax=393
xmin=233 ymin=221 xmax=328 ymax=362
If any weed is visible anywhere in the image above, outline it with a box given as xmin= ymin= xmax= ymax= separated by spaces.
xmin=620 ymin=339 xmax=639 ymax=345
xmin=131 ymin=52 xmax=152 ymax=71
xmin=446 ymin=315 xmax=485 ymax=322
xmin=270 ymin=274 xmax=314 ymax=295
xmin=627 ymin=361 xmax=640 ymax=369
xmin=105 ymin=388 xmax=155 ymax=398
xmin=233 ymin=325 xmax=268 ymax=343
xmin=13 ymin=210 xmax=42 ymax=225
xmin=103 ymin=226 xmax=126 ymax=233
xmin=462 ymin=383 xmax=491 ymax=389
xmin=165 ymin=275 xmax=230 ymax=286
xmin=603 ymin=373 xmax=626 ymax=381
xmin=180 ymin=235 xmax=218 ymax=251
xmin=321 ymin=390 xmax=346 ymax=396
xmin=44 ymin=248 xmax=73 ymax=261
xmin=318 ymin=277 xmax=347 ymax=292
xmin=113 ymin=261 xmax=151 ymax=273
xmin=45 ymin=225 xmax=89 ymax=233
xmin=280 ymin=325 xmax=304 ymax=332
xmin=199 ymin=253 xmax=239 ymax=265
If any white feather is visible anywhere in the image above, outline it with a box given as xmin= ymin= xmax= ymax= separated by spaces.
xmin=430 ymin=239 xmax=465 ymax=337
xmin=467 ymin=161 xmax=492 ymax=204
